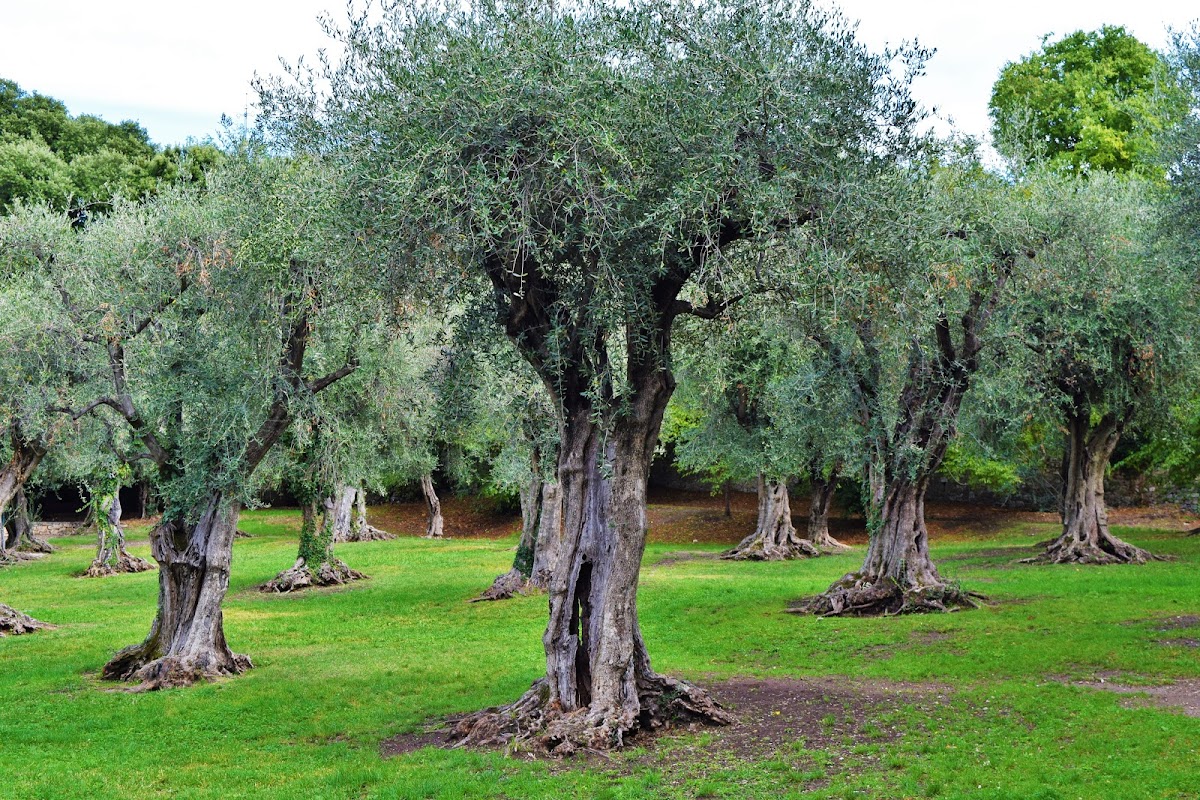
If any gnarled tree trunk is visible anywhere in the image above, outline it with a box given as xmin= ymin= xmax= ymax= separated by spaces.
xmin=7 ymin=487 xmax=51 ymax=554
xmin=806 ymin=473 xmax=848 ymax=552
xmin=0 ymin=441 xmax=46 ymax=566
xmin=102 ymin=492 xmax=252 ymax=688
xmin=346 ymin=487 xmax=393 ymax=541
xmin=1028 ymin=408 xmax=1159 ymax=565
xmin=802 ymin=477 xmax=980 ymax=616
xmin=84 ymin=485 xmax=154 ymax=577
xmin=263 ymin=495 xmax=366 ymax=592
xmin=1 ymin=603 xmax=49 ymax=636
xmin=724 ymin=476 xmax=818 ymax=560
xmin=452 ymin=371 xmax=730 ymax=753
xmin=420 ymin=474 xmax=444 ymax=538
xmin=531 ymin=480 xmax=562 ymax=589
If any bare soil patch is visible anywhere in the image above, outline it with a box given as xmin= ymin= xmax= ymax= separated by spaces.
xmin=1070 ymin=677 xmax=1200 ymax=718
xmin=382 ymin=675 xmax=947 ymax=786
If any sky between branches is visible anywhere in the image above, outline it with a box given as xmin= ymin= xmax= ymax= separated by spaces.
xmin=0 ymin=0 xmax=1195 ymax=147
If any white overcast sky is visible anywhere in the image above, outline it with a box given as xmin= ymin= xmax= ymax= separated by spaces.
xmin=1 ymin=1 xmax=1196 ymax=147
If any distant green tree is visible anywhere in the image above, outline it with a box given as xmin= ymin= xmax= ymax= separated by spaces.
xmin=990 ymin=26 xmax=1188 ymax=177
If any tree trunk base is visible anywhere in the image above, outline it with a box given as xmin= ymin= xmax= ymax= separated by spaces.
xmin=793 ymin=571 xmax=985 ymax=617
xmin=470 ymin=568 xmax=533 ymax=602
xmin=103 ymin=646 xmax=253 ymax=690
xmin=1021 ymin=532 xmax=1164 ymax=565
xmin=82 ymin=551 xmax=155 ymax=578
xmin=806 ymin=532 xmax=851 ymax=553
xmin=0 ymin=604 xmax=50 ymax=636
xmin=260 ymin=558 xmax=366 ymax=593
xmin=448 ymin=673 xmax=731 ymax=755
xmin=17 ymin=536 xmax=54 ymax=554
xmin=723 ymin=538 xmax=819 ymax=561
xmin=345 ymin=524 xmax=395 ymax=542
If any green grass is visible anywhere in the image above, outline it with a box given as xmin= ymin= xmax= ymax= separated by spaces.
xmin=1 ymin=512 xmax=1198 ymax=799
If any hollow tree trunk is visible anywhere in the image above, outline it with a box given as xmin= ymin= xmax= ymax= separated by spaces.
xmin=452 ymin=382 xmax=730 ymax=753
xmin=724 ymin=476 xmax=818 ymax=560
xmin=805 ymin=473 xmax=849 ymax=552
xmin=0 ymin=603 xmax=49 ymax=636
xmin=1030 ymin=409 xmax=1159 ymax=565
xmin=102 ymin=492 xmax=252 ymax=688
xmin=420 ymin=474 xmax=444 ymax=538
xmin=263 ymin=495 xmax=366 ymax=593
xmin=801 ymin=478 xmax=979 ymax=616
xmin=346 ymin=487 xmax=393 ymax=541
xmin=84 ymin=485 xmax=154 ymax=577
xmin=329 ymin=485 xmax=357 ymax=543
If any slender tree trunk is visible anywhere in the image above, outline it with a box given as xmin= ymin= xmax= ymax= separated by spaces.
xmin=84 ymin=485 xmax=154 ymax=577
xmin=329 ymin=485 xmax=357 ymax=543
xmin=137 ymin=480 xmax=152 ymax=519
xmin=263 ymin=495 xmax=366 ymax=592
xmin=722 ymin=480 xmax=732 ymax=518
xmin=805 ymin=473 xmax=848 ymax=552
xmin=1 ymin=603 xmax=49 ymax=636
xmin=453 ymin=381 xmax=730 ymax=752
xmin=1029 ymin=409 xmax=1159 ymax=564
xmin=531 ymin=480 xmax=562 ymax=590
xmin=724 ymin=476 xmax=818 ymax=560
xmin=103 ymin=492 xmax=252 ymax=688
xmin=473 ymin=470 xmax=544 ymax=602
xmin=346 ymin=487 xmax=393 ymax=541
xmin=420 ymin=474 xmax=444 ymax=538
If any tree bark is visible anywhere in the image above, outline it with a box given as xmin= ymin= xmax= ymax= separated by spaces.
xmin=102 ymin=492 xmax=253 ymax=688
xmin=6 ymin=486 xmax=52 ymax=554
xmin=801 ymin=478 xmax=980 ymax=616
xmin=1 ymin=603 xmax=49 ymax=636
xmin=452 ymin=371 xmax=730 ymax=752
xmin=805 ymin=473 xmax=849 ymax=552
xmin=0 ymin=442 xmax=46 ymax=565
xmin=724 ymin=476 xmax=819 ymax=560
xmin=262 ymin=496 xmax=365 ymax=593
xmin=531 ymin=480 xmax=562 ymax=590
xmin=84 ymin=484 xmax=154 ymax=577
xmin=329 ymin=484 xmax=357 ymax=543
xmin=1028 ymin=408 xmax=1160 ymax=565
xmin=346 ymin=487 xmax=393 ymax=541
xmin=420 ymin=474 xmax=444 ymax=538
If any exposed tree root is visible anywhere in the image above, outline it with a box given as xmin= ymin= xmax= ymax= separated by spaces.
xmin=0 ymin=604 xmax=51 ymax=636
xmin=448 ymin=673 xmax=731 ymax=755
xmin=1021 ymin=532 xmax=1165 ymax=565
xmin=0 ymin=550 xmax=45 ymax=567
xmin=17 ymin=536 xmax=54 ymax=554
xmin=82 ymin=551 xmax=155 ymax=578
xmin=792 ymin=572 xmax=986 ymax=617
xmin=807 ymin=531 xmax=851 ymax=553
xmin=470 ymin=568 xmax=533 ymax=602
xmin=723 ymin=537 xmax=819 ymax=561
xmin=260 ymin=558 xmax=366 ymax=593
xmin=344 ymin=524 xmax=395 ymax=542
xmin=104 ymin=650 xmax=253 ymax=690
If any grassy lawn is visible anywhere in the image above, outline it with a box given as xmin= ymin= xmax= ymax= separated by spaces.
xmin=1 ymin=505 xmax=1198 ymax=799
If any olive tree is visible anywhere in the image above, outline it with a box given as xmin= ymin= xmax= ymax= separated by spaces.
xmin=21 ymin=149 xmax=375 ymax=687
xmin=260 ymin=0 xmax=925 ymax=748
